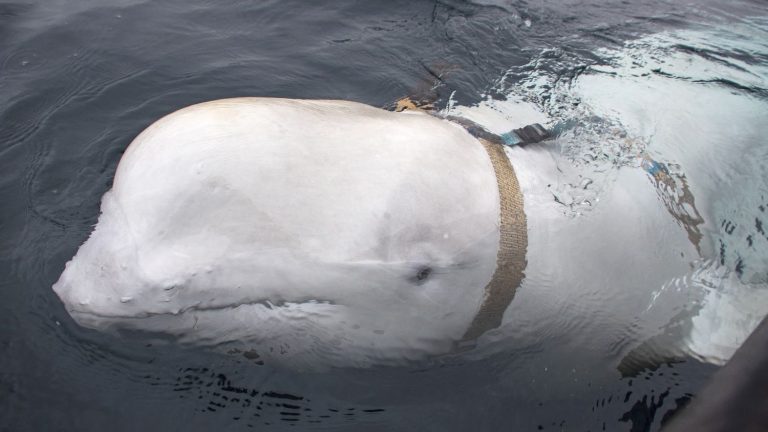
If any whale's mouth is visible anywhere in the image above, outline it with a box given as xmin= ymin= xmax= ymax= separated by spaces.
xmin=68 ymin=297 xmax=339 ymax=321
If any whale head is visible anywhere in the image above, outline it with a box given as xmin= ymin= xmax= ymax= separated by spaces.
xmin=53 ymin=98 xmax=510 ymax=368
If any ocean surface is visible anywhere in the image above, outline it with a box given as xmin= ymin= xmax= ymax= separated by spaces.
xmin=1 ymin=0 xmax=767 ymax=431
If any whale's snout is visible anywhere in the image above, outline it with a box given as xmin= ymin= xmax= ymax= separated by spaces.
xmin=52 ymin=220 xmax=153 ymax=328
xmin=53 ymin=259 xmax=125 ymax=326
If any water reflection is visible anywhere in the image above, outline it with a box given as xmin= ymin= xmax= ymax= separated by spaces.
xmin=169 ymin=367 xmax=385 ymax=427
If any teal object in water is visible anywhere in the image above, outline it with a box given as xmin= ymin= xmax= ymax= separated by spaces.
xmin=498 ymin=123 xmax=552 ymax=146
xmin=500 ymin=131 xmax=521 ymax=146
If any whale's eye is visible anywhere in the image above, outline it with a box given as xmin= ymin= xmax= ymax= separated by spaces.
xmin=410 ymin=266 xmax=432 ymax=284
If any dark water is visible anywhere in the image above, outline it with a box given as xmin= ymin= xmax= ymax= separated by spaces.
xmin=1 ymin=0 xmax=767 ymax=430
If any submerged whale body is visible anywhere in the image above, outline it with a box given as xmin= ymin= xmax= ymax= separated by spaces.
xmin=53 ymin=98 xmax=520 ymax=368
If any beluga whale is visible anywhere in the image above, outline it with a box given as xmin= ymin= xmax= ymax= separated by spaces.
xmin=53 ymin=97 xmax=536 ymax=369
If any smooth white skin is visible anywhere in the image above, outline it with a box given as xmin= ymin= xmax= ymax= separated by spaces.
xmin=53 ymin=98 xmax=501 ymax=369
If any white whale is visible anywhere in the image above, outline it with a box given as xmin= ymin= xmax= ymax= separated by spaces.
xmin=54 ymin=91 xmax=766 ymax=372
xmin=53 ymin=98 xmax=527 ymax=369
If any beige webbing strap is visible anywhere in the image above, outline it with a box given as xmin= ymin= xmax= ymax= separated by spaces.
xmin=460 ymin=139 xmax=528 ymax=343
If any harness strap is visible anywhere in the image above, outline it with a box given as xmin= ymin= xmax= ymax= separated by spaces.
xmin=460 ymin=138 xmax=528 ymax=343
